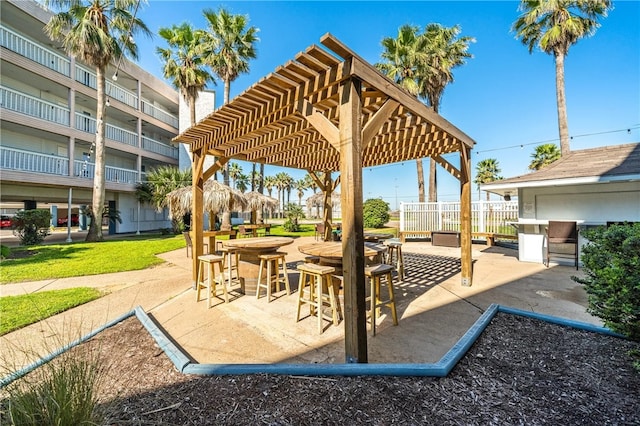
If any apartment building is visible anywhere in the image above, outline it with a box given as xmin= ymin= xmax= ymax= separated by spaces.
xmin=0 ymin=0 xmax=180 ymax=234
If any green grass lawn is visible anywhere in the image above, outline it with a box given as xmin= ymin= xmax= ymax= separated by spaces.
xmin=0 ymin=234 xmax=185 ymax=284
xmin=0 ymin=288 xmax=102 ymax=335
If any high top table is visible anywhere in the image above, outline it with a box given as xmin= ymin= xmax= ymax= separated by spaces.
xmin=222 ymin=237 xmax=293 ymax=296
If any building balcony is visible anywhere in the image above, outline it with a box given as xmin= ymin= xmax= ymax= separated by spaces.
xmin=1 ymin=85 xmax=70 ymax=126
xmin=74 ymin=160 xmax=139 ymax=184
xmin=75 ymin=66 xmax=138 ymax=109
xmin=142 ymin=136 xmax=179 ymax=159
xmin=141 ymin=100 xmax=179 ymax=128
xmin=0 ymin=24 xmax=71 ymax=77
xmin=1 ymin=146 xmax=69 ymax=176
xmin=74 ymin=113 xmax=138 ymax=148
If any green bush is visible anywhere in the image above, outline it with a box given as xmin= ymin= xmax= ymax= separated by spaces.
xmin=11 ymin=210 xmax=52 ymax=246
xmin=572 ymin=223 xmax=640 ymax=341
xmin=1 ymin=245 xmax=9 ymax=259
xmin=283 ymin=203 xmax=305 ymax=232
xmin=363 ymin=198 xmax=390 ymax=228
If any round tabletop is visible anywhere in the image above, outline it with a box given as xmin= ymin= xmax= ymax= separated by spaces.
xmin=222 ymin=236 xmax=293 ymax=251
xmin=298 ymin=241 xmax=386 ymax=259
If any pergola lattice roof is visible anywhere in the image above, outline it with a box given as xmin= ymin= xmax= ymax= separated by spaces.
xmin=175 ymin=34 xmax=475 ymax=172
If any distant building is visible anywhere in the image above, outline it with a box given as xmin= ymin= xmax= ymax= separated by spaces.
xmin=481 ymin=143 xmax=640 ymax=265
xmin=1 ymin=0 xmax=180 ymax=233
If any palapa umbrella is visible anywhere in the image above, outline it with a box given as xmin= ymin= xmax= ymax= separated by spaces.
xmin=306 ymin=191 xmax=340 ymax=218
xmin=243 ymin=191 xmax=279 ymax=223
xmin=164 ymin=180 xmax=248 ymax=219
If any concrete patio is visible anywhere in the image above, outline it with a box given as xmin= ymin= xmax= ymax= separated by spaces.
xmin=0 ymin=236 xmax=600 ymax=373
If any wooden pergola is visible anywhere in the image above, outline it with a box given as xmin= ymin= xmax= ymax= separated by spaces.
xmin=174 ymin=34 xmax=476 ymax=363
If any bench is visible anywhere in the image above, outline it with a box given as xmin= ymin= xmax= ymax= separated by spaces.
xmin=399 ymin=230 xmax=517 ymax=247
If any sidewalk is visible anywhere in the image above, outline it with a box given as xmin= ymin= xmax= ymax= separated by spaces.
xmin=0 ymin=237 xmax=598 ymax=372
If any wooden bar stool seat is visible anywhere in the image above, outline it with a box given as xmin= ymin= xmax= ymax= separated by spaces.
xmin=385 ymin=240 xmax=405 ymax=281
xmin=218 ymin=246 xmax=240 ymax=287
xmin=196 ymin=254 xmax=227 ymax=307
xmin=256 ymin=252 xmax=291 ymax=302
xmin=296 ymin=263 xmax=340 ymax=334
xmin=365 ymin=263 xmax=399 ymax=336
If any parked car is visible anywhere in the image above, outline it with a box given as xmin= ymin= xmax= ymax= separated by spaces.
xmin=0 ymin=215 xmax=13 ymax=228
xmin=57 ymin=214 xmax=79 ymax=227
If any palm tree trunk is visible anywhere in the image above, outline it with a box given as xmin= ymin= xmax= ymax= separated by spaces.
xmin=416 ymin=158 xmax=425 ymax=202
xmin=86 ymin=66 xmax=108 ymax=242
xmin=428 ymin=158 xmax=437 ymax=202
xmin=555 ymin=53 xmax=570 ymax=156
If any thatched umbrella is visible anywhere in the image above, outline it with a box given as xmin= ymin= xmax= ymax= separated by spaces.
xmin=243 ymin=191 xmax=279 ymax=223
xmin=306 ymin=191 xmax=340 ymax=218
xmin=164 ymin=180 xmax=248 ymax=220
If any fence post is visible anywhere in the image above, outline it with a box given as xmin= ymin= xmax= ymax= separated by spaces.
xmin=399 ymin=202 xmax=405 ymax=234
xmin=479 ymin=201 xmax=485 ymax=233
xmin=437 ymin=202 xmax=443 ymax=230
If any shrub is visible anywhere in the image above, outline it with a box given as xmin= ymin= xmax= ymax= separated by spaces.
xmin=11 ymin=210 xmax=52 ymax=246
xmin=572 ymin=223 xmax=640 ymax=341
xmin=363 ymin=198 xmax=390 ymax=228
xmin=0 ymin=245 xmax=9 ymax=259
xmin=283 ymin=203 xmax=305 ymax=232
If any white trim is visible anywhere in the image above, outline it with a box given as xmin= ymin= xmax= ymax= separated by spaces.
xmin=482 ymin=174 xmax=640 ymax=193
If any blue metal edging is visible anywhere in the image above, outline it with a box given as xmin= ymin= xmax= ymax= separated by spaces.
xmin=2 ymin=303 xmax=624 ymax=387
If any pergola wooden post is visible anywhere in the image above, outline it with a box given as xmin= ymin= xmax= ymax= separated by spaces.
xmin=175 ymin=34 xmax=477 ymax=364
xmin=339 ymin=77 xmax=368 ymax=362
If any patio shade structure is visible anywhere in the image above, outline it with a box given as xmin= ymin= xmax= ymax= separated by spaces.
xmin=243 ymin=190 xmax=279 ymax=222
xmin=174 ymin=33 xmax=476 ymax=363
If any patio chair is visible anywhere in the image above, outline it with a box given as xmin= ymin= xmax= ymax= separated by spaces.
xmin=314 ymin=223 xmax=325 ymax=240
xmin=545 ymin=221 xmax=579 ymax=269
xmin=183 ymin=232 xmax=208 ymax=258
xmin=237 ymin=225 xmax=252 ymax=238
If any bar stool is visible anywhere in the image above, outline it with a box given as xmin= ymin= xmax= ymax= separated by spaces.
xmin=296 ymin=263 xmax=340 ymax=334
xmin=256 ymin=252 xmax=291 ymax=302
xmin=385 ymin=239 xmax=405 ymax=281
xmin=218 ymin=246 xmax=240 ymax=288
xmin=365 ymin=263 xmax=398 ymax=336
xmin=196 ymin=254 xmax=227 ymax=307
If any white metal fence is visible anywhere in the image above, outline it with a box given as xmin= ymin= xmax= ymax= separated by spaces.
xmin=400 ymin=201 xmax=519 ymax=238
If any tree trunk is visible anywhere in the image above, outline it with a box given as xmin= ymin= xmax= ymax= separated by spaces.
xmin=555 ymin=52 xmax=570 ymax=156
xmin=428 ymin=158 xmax=437 ymax=202
xmin=416 ymin=158 xmax=425 ymax=202
xmin=86 ymin=66 xmax=107 ymax=242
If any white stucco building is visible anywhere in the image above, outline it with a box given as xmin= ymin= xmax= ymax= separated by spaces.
xmin=481 ymin=143 xmax=640 ymax=265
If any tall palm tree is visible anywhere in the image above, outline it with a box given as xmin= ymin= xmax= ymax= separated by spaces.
xmin=140 ymin=165 xmax=192 ymax=231
xmin=419 ymin=24 xmax=474 ymax=202
xmin=529 ymin=143 xmax=561 ymax=170
xmin=201 ymin=8 xmax=259 ymax=187
xmin=295 ymin=178 xmax=308 ymax=206
xmin=157 ymin=23 xmax=212 ymax=127
xmin=377 ymin=24 xmax=474 ymax=202
xmin=235 ymin=173 xmax=249 ymax=193
xmin=250 ymin=168 xmax=262 ymax=192
xmin=474 ymin=159 xmax=503 ymax=201
xmin=377 ymin=25 xmax=427 ymax=202
xmin=228 ymin=162 xmax=243 ymax=188
xmin=304 ymin=173 xmax=319 ymax=194
xmin=263 ymin=175 xmax=276 ymax=198
xmin=45 ymin=0 xmax=150 ymax=242
xmin=513 ymin=0 xmax=612 ymax=156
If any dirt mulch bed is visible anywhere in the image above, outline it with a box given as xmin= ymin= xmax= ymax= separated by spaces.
xmin=4 ymin=312 xmax=639 ymax=425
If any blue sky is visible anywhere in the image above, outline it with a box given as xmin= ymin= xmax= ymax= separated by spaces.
xmin=133 ymin=1 xmax=640 ymax=205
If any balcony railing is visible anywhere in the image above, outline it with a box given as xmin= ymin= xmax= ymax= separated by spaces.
xmin=75 ymin=66 xmax=138 ymax=109
xmin=74 ymin=160 xmax=138 ymax=184
xmin=1 ymin=146 xmax=69 ymax=176
xmin=1 ymin=86 xmax=70 ymax=126
xmin=1 ymin=25 xmax=71 ymax=77
xmin=142 ymin=136 xmax=179 ymax=159
xmin=141 ymin=100 xmax=179 ymax=128
xmin=74 ymin=113 xmax=138 ymax=147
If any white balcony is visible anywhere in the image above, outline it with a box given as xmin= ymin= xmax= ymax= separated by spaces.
xmin=74 ymin=160 xmax=138 ymax=184
xmin=141 ymin=100 xmax=179 ymax=128
xmin=1 ymin=86 xmax=71 ymax=126
xmin=0 ymin=25 xmax=71 ymax=77
xmin=1 ymin=146 xmax=69 ymax=176
xmin=74 ymin=113 xmax=138 ymax=147
xmin=142 ymin=136 xmax=179 ymax=159
xmin=75 ymin=66 xmax=138 ymax=109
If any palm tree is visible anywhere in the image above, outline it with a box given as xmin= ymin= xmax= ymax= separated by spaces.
xmin=157 ymin=23 xmax=212 ymax=127
xmin=263 ymin=175 xmax=276 ymax=198
xmin=419 ymin=24 xmax=474 ymax=202
xmin=141 ymin=165 xmax=192 ymax=232
xmin=304 ymin=173 xmax=319 ymax=194
xmin=377 ymin=25 xmax=427 ymax=202
xmin=513 ymin=0 xmax=612 ymax=156
xmin=235 ymin=173 xmax=249 ymax=193
xmin=45 ymin=0 xmax=150 ymax=242
xmin=377 ymin=24 xmax=474 ymax=202
xmin=228 ymin=162 xmax=243 ymax=188
xmin=529 ymin=143 xmax=561 ymax=170
xmin=201 ymin=8 xmax=259 ymax=188
xmin=250 ymin=168 xmax=262 ymax=192
xmin=295 ymin=178 xmax=308 ymax=206
xmin=474 ymin=159 xmax=503 ymax=201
